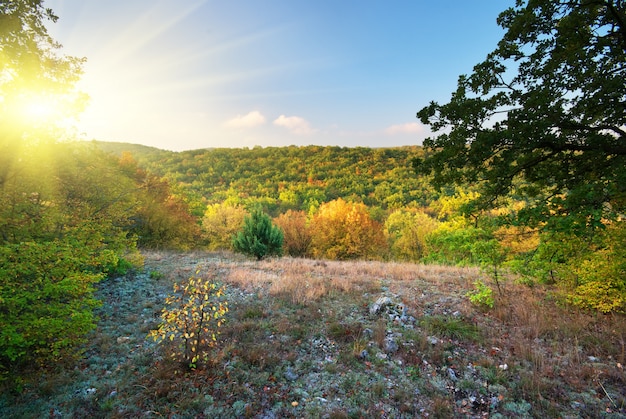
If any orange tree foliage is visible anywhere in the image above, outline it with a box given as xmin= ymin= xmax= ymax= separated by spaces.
xmin=309 ymin=198 xmax=387 ymax=260
xmin=118 ymin=153 xmax=201 ymax=250
xmin=274 ymin=210 xmax=312 ymax=257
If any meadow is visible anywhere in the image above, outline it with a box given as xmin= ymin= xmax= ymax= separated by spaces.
xmin=2 ymin=250 xmax=624 ymax=418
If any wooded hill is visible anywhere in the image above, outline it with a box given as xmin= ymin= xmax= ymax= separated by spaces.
xmin=94 ymin=142 xmax=434 ymax=217
xmin=94 ymin=141 xmax=626 ymax=315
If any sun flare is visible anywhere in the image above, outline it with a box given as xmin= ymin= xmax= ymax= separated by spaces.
xmin=5 ymin=88 xmax=86 ymax=134
xmin=16 ymin=92 xmax=60 ymax=123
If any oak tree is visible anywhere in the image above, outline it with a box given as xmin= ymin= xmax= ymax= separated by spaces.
xmin=416 ymin=0 xmax=626 ymax=232
xmin=310 ymin=198 xmax=387 ymax=260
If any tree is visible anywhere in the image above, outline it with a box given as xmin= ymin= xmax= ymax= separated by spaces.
xmin=0 ymin=2 xmax=157 ymax=380
xmin=309 ymin=198 xmax=388 ymax=260
xmin=385 ymin=209 xmax=439 ymax=261
xmin=232 ymin=209 xmax=283 ymax=260
xmin=202 ymin=202 xmax=248 ymax=250
xmin=0 ymin=143 xmax=144 ymax=380
xmin=416 ymin=0 xmax=625 ymax=232
xmin=1 ymin=0 xmax=86 ymax=161
xmin=274 ymin=210 xmax=313 ymax=257
xmin=149 ymin=273 xmax=228 ymax=370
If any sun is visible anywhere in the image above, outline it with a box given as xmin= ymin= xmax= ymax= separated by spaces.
xmin=15 ymin=92 xmax=60 ymax=124
xmin=6 ymin=87 xmax=86 ymax=133
xmin=22 ymin=97 xmax=56 ymax=120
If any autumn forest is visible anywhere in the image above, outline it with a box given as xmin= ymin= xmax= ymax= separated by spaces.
xmin=2 ymin=1 xmax=625 ymax=416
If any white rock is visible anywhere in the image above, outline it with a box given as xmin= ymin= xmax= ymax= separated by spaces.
xmin=370 ymin=296 xmax=393 ymax=315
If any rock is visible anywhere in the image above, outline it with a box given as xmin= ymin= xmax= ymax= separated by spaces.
xmin=427 ymin=336 xmax=438 ymax=345
xmin=362 ymin=328 xmax=373 ymax=338
xmin=116 ymin=336 xmax=131 ymax=344
xmin=284 ymin=367 xmax=298 ymax=381
xmin=384 ymin=337 xmax=399 ymax=354
xmin=358 ymin=349 xmax=369 ymax=360
xmin=376 ymin=352 xmax=388 ymax=360
xmin=448 ymin=368 xmax=458 ymax=381
xmin=370 ymin=296 xmax=393 ymax=315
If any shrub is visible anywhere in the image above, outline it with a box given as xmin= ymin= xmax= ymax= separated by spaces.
xmin=466 ymin=280 xmax=495 ymax=309
xmin=274 ymin=210 xmax=312 ymax=257
xmin=233 ymin=209 xmax=283 ymax=260
xmin=0 ymin=241 xmax=105 ymax=380
xmin=149 ymin=273 xmax=228 ymax=370
xmin=568 ymin=249 xmax=626 ymax=313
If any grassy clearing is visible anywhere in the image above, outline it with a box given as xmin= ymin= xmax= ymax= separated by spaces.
xmin=1 ymin=250 xmax=625 ymax=418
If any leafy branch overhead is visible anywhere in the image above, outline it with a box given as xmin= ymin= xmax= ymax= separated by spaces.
xmin=416 ymin=0 xmax=626 ymax=232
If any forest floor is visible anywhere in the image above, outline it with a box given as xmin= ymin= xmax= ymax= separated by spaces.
xmin=2 ymin=250 xmax=626 ymax=418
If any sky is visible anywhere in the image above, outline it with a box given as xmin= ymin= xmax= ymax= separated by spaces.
xmin=46 ymin=1 xmax=515 ymax=151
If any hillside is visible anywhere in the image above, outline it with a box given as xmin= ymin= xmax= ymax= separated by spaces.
xmin=93 ymin=141 xmax=434 ymax=216
xmin=2 ymin=251 xmax=625 ymax=418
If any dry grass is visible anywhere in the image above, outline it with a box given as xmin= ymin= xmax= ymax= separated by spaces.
xmin=220 ymin=257 xmax=482 ymax=307
xmin=6 ymin=250 xmax=626 ymax=418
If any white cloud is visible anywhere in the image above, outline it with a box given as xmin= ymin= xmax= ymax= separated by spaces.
xmin=223 ymin=111 xmax=266 ymax=128
xmin=384 ymin=122 xmax=424 ymax=135
xmin=273 ymin=114 xmax=314 ymax=135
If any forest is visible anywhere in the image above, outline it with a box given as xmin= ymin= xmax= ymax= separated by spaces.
xmin=95 ymin=140 xmax=625 ymax=314
xmin=1 ymin=1 xmax=625 ymax=415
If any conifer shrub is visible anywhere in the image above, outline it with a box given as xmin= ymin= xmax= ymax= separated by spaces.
xmin=149 ymin=272 xmax=228 ymax=370
xmin=232 ymin=209 xmax=284 ymax=260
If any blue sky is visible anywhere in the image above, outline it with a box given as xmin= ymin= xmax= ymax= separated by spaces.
xmin=47 ymin=1 xmax=514 ymax=151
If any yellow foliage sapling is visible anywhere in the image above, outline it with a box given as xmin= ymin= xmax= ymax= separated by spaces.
xmin=149 ymin=271 xmax=228 ymax=370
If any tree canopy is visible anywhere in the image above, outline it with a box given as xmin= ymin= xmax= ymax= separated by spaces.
xmin=416 ymin=0 xmax=626 ymax=232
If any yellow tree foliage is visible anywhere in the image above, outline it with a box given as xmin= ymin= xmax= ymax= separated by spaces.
xmin=149 ymin=273 xmax=228 ymax=370
xmin=385 ymin=209 xmax=440 ymax=261
xmin=274 ymin=210 xmax=312 ymax=257
xmin=567 ymin=223 xmax=626 ymax=313
xmin=202 ymin=203 xmax=248 ymax=250
xmin=310 ymin=198 xmax=387 ymax=260
xmin=494 ymin=225 xmax=540 ymax=256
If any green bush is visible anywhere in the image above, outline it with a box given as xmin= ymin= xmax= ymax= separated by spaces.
xmin=0 ymin=240 xmax=105 ymax=379
xmin=232 ymin=209 xmax=283 ymax=260
xmin=466 ymin=280 xmax=495 ymax=309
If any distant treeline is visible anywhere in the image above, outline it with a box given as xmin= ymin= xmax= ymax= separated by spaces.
xmin=94 ymin=142 xmax=436 ymax=216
